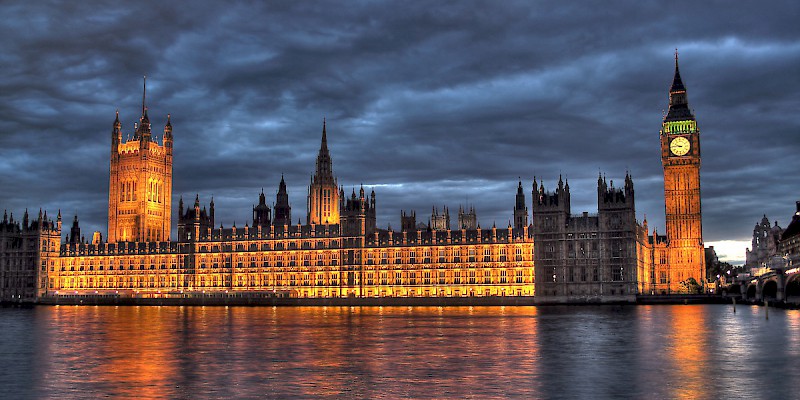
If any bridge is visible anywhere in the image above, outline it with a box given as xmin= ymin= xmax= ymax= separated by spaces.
xmin=731 ymin=255 xmax=800 ymax=305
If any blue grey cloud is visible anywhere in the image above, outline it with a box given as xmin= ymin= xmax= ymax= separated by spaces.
xmin=0 ymin=1 xmax=798 ymax=259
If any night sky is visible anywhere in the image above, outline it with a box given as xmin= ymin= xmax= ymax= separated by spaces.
xmin=1 ymin=2 xmax=798 ymax=264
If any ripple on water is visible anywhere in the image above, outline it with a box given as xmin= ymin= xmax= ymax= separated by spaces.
xmin=0 ymin=304 xmax=797 ymax=399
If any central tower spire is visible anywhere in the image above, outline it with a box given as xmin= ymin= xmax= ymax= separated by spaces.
xmin=136 ymin=76 xmax=151 ymax=140
xmin=307 ymin=118 xmax=339 ymax=225
xmin=142 ymin=75 xmax=147 ymax=117
xmin=314 ymin=118 xmax=334 ymax=183
xmin=321 ymin=117 xmax=327 ymax=148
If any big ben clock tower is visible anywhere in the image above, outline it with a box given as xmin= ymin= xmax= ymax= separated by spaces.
xmin=660 ymin=52 xmax=706 ymax=292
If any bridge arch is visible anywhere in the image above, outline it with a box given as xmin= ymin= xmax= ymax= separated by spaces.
xmin=762 ymin=280 xmax=779 ymax=301
xmin=785 ymin=274 xmax=800 ymax=300
xmin=746 ymin=284 xmax=757 ymax=300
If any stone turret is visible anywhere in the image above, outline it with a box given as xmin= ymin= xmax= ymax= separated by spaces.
xmin=340 ymin=186 xmax=377 ymax=236
xmin=253 ymin=189 xmax=272 ymax=228
xmin=274 ymin=174 xmax=292 ymax=227
xmin=177 ymin=194 xmax=214 ymax=241
xmin=431 ymin=205 xmax=450 ymax=230
xmin=69 ymin=215 xmax=81 ymax=244
xmin=514 ymin=179 xmax=528 ymax=229
xmin=401 ymin=210 xmax=416 ymax=232
xmin=457 ymin=205 xmax=478 ymax=230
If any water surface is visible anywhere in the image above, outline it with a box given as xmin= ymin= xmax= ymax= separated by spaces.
xmin=1 ymin=305 xmax=797 ymax=399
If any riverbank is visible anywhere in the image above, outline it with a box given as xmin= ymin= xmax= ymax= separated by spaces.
xmin=0 ymin=293 xmax=762 ymax=307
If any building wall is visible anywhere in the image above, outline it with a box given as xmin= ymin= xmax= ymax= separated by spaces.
xmin=49 ymin=226 xmax=534 ymax=298
xmin=0 ymin=212 xmax=60 ymax=300
xmin=779 ymin=202 xmax=800 ymax=260
xmin=532 ymin=176 xmax=645 ymax=301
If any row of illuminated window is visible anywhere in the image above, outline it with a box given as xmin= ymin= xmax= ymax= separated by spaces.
xmin=55 ymin=246 xmax=532 ymax=270
xmin=55 ymin=269 xmax=531 ymax=289
xmin=198 ymin=240 xmax=342 ymax=252
xmin=365 ymin=246 xmax=528 ymax=259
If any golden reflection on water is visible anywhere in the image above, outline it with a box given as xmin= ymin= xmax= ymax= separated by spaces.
xmin=38 ymin=306 xmax=182 ymax=398
xmin=33 ymin=306 xmax=542 ymax=398
xmin=666 ymin=306 xmax=709 ymax=400
xmin=100 ymin=307 xmax=177 ymax=398
xmin=786 ymin=309 xmax=800 ymax=358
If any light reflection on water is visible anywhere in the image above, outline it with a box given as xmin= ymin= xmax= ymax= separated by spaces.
xmin=0 ymin=305 xmax=797 ymax=399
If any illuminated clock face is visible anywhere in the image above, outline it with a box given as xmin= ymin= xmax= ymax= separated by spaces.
xmin=670 ymin=137 xmax=690 ymax=156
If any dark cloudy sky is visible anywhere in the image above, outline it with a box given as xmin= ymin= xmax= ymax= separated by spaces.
xmin=1 ymin=1 xmax=798 ymax=264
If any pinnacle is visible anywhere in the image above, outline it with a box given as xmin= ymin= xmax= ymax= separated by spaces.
xmin=670 ymin=56 xmax=686 ymax=94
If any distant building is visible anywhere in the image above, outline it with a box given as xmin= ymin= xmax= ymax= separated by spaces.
xmin=705 ymin=246 xmax=720 ymax=280
xmin=780 ymin=202 xmax=800 ymax=260
xmin=745 ymin=215 xmax=783 ymax=269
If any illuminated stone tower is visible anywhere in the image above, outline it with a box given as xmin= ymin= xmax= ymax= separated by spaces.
xmin=659 ymin=53 xmax=705 ymax=292
xmin=108 ymin=78 xmax=173 ymax=242
xmin=307 ymin=119 xmax=339 ymax=225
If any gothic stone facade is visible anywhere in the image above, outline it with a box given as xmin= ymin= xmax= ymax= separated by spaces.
xmin=0 ymin=210 xmax=61 ymax=300
xmin=531 ymin=175 xmax=648 ymax=302
xmin=50 ymin=222 xmax=534 ymax=299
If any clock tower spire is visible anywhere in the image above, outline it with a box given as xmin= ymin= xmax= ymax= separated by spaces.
xmin=659 ymin=52 xmax=705 ymax=293
xmin=665 ymin=50 xmax=694 ymax=122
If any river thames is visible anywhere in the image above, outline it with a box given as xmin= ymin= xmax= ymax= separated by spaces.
xmin=1 ymin=304 xmax=798 ymax=399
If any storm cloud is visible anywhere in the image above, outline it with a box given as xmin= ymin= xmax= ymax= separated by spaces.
xmin=0 ymin=1 xmax=798 ymax=264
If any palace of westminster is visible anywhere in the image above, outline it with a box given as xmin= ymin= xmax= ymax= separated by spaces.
xmin=0 ymin=58 xmax=706 ymax=302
